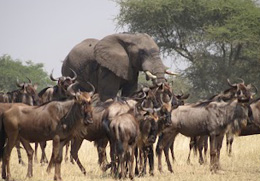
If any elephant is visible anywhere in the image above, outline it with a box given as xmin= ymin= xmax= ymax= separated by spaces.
xmin=61 ymin=33 xmax=176 ymax=101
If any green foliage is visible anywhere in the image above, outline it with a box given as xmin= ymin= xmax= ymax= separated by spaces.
xmin=115 ymin=0 xmax=260 ymax=101
xmin=0 ymin=55 xmax=54 ymax=92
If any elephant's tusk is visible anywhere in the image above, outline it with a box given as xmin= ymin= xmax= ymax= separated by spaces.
xmin=165 ymin=70 xmax=178 ymax=76
xmin=145 ymin=71 xmax=157 ymax=79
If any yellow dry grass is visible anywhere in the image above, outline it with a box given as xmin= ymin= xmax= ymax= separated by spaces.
xmin=4 ymin=134 xmax=260 ymax=181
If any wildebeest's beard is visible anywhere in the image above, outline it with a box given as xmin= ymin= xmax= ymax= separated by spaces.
xmin=229 ymin=104 xmax=249 ymax=135
xmin=59 ymin=102 xmax=83 ymax=132
xmin=159 ymin=109 xmax=172 ymax=127
xmin=148 ymin=119 xmax=158 ymax=144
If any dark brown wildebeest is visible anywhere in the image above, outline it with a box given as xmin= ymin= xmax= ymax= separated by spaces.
xmin=36 ymin=70 xmax=77 ymax=164
xmin=226 ymin=97 xmax=260 ymax=156
xmin=0 ymin=78 xmax=40 ymax=165
xmin=38 ymin=69 xmax=77 ymax=103
xmin=0 ymin=82 xmax=94 ymax=181
xmin=109 ymin=107 xmax=140 ymax=179
xmin=156 ymin=80 xmax=253 ymax=173
xmin=65 ymin=95 xmax=142 ymax=175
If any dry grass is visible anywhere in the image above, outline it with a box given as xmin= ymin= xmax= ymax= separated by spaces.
xmin=4 ymin=134 xmax=260 ymax=181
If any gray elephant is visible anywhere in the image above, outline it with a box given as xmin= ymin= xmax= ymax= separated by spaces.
xmin=61 ymin=33 xmax=176 ymax=101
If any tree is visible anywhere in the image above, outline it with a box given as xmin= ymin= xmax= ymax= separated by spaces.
xmin=0 ymin=54 xmax=54 ymax=92
xmin=115 ymin=0 xmax=260 ymax=100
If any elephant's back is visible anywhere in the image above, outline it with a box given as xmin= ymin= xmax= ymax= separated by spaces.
xmin=61 ymin=38 xmax=99 ymax=90
xmin=62 ymin=38 xmax=99 ymax=72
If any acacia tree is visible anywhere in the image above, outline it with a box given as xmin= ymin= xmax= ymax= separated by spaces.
xmin=115 ymin=0 xmax=260 ymax=100
xmin=0 ymin=54 xmax=53 ymax=92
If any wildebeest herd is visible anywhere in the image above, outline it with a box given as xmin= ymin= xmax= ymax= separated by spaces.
xmin=0 ymin=33 xmax=259 ymax=181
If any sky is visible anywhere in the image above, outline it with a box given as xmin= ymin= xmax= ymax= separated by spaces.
xmin=0 ymin=0 xmax=125 ymax=77
xmin=0 ymin=0 xmax=183 ymax=78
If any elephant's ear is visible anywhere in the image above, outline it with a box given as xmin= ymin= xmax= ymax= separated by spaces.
xmin=94 ymin=35 xmax=133 ymax=81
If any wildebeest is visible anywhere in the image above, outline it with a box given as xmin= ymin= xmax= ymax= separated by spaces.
xmin=36 ymin=70 xmax=77 ymax=164
xmin=156 ymin=79 xmax=253 ymax=173
xmin=109 ymin=107 xmax=140 ymax=179
xmin=226 ymin=97 xmax=260 ymax=156
xmin=65 ymin=95 xmax=142 ymax=175
xmin=0 ymin=82 xmax=94 ymax=181
xmin=0 ymin=78 xmax=40 ymax=165
xmin=38 ymin=69 xmax=77 ymax=103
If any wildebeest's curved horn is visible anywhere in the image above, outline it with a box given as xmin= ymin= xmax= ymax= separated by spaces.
xmin=237 ymin=78 xmax=245 ymax=85
xmin=132 ymin=91 xmax=146 ymax=101
xmin=50 ymin=69 xmax=60 ymax=81
xmin=16 ymin=78 xmax=24 ymax=87
xmin=69 ymin=68 xmax=77 ymax=81
xmin=165 ymin=69 xmax=178 ymax=76
xmin=26 ymin=77 xmax=32 ymax=84
xmin=247 ymin=84 xmax=258 ymax=96
xmin=227 ymin=79 xmax=237 ymax=88
xmin=86 ymin=81 xmax=95 ymax=96
xmin=67 ymin=82 xmax=77 ymax=97
xmin=145 ymin=71 xmax=157 ymax=79
xmin=141 ymin=101 xmax=154 ymax=113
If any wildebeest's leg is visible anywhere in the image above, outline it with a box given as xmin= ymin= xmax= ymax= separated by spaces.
xmin=70 ymin=137 xmax=85 ymax=175
xmin=95 ymin=139 xmax=109 ymax=171
xmin=20 ymin=137 xmax=34 ymax=178
xmin=141 ymin=147 xmax=148 ymax=176
xmin=2 ymin=130 xmax=18 ymax=180
xmin=156 ymin=134 xmax=164 ymax=173
xmin=164 ymin=133 xmax=177 ymax=173
xmin=16 ymin=140 xmax=25 ymax=165
xmin=129 ymin=146 xmax=135 ymax=180
xmin=187 ymin=137 xmax=195 ymax=164
xmin=34 ymin=142 xmax=38 ymax=163
xmin=209 ymin=135 xmax=217 ymax=172
xmin=64 ymin=141 xmax=70 ymax=163
xmin=203 ymin=136 xmax=208 ymax=163
xmin=216 ymin=134 xmax=224 ymax=170
xmin=110 ymin=141 xmax=117 ymax=178
xmin=46 ymin=136 xmax=60 ymax=174
xmin=40 ymin=141 xmax=48 ymax=164
xmin=134 ymin=147 xmax=139 ymax=175
xmin=119 ymin=152 xmax=125 ymax=179
xmin=169 ymin=140 xmax=175 ymax=162
xmin=198 ymin=136 xmax=206 ymax=165
xmin=148 ymin=145 xmax=154 ymax=176
xmin=226 ymin=131 xmax=234 ymax=157
xmin=53 ymin=136 xmax=64 ymax=181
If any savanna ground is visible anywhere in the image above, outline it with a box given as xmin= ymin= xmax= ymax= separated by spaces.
xmin=3 ymin=134 xmax=260 ymax=181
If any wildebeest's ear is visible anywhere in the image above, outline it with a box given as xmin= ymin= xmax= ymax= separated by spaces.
xmin=33 ymin=84 xmax=38 ymax=90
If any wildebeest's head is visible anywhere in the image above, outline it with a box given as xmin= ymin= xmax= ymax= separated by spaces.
xmin=67 ymin=81 xmax=95 ymax=124
xmin=16 ymin=77 xmax=39 ymax=105
xmin=172 ymin=91 xmax=190 ymax=109
xmin=226 ymin=78 xmax=257 ymax=102
xmin=50 ymin=69 xmax=77 ymax=91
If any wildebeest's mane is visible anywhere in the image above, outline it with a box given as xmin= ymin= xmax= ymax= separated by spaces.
xmin=192 ymin=99 xmax=214 ymax=107
xmin=223 ymin=87 xmax=235 ymax=94
xmin=38 ymin=86 xmax=52 ymax=97
xmin=59 ymin=101 xmax=82 ymax=132
xmin=33 ymin=98 xmax=70 ymax=108
xmin=94 ymin=100 xmax=114 ymax=113
xmin=250 ymin=97 xmax=260 ymax=104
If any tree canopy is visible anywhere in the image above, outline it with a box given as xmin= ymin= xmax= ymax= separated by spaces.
xmin=0 ymin=54 xmax=53 ymax=92
xmin=116 ymin=0 xmax=260 ymax=100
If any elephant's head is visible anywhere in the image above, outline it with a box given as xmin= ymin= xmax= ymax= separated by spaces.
xmin=94 ymin=33 xmax=175 ymax=85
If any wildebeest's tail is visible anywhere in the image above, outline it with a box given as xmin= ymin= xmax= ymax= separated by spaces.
xmin=114 ymin=125 xmax=123 ymax=155
xmin=0 ymin=115 xmax=6 ymax=160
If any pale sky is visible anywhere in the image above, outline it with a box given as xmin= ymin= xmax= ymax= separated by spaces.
xmin=0 ymin=0 xmax=124 ymax=76
xmin=0 ymin=0 xmax=181 ymax=78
